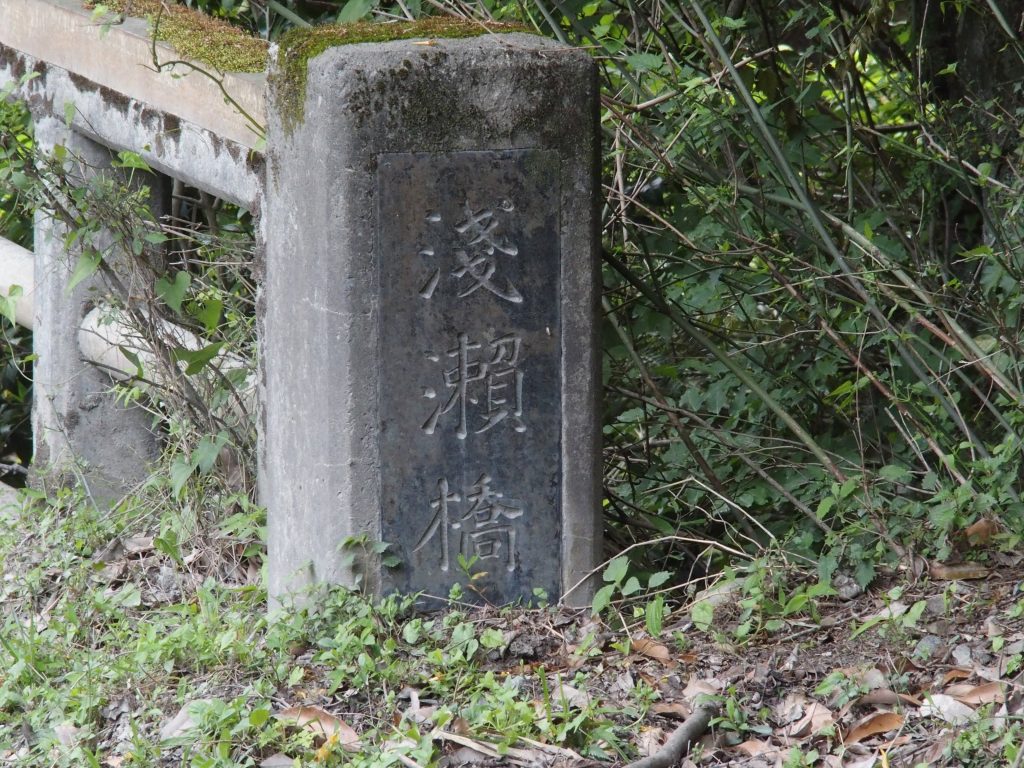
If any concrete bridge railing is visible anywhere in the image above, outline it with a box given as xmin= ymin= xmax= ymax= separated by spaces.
xmin=0 ymin=0 xmax=602 ymax=607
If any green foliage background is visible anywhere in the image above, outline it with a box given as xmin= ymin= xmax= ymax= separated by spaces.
xmin=0 ymin=97 xmax=32 ymax=476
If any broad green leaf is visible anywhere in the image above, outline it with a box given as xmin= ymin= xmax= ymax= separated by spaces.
xmin=719 ymin=15 xmax=747 ymax=29
xmin=645 ymin=595 xmax=665 ymax=636
xmin=648 ymin=571 xmax=670 ymax=589
xmin=192 ymin=297 xmax=223 ymax=333
xmin=0 ymin=285 xmax=21 ymax=325
xmin=169 ymin=457 xmax=193 ymax=497
xmin=113 ymin=150 xmax=152 ymax=172
xmin=193 ymin=432 xmax=229 ymax=475
xmin=403 ymin=622 xmax=422 ymax=644
xmin=248 ymin=708 xmax=271 ymax=727
xmin=603 ymin=555 xmax=629 ymax=584
xmin=782 ymin=593 xmax=808 ymax=616
xmin=171 ymin=342 xmax=224 ymax=375
xmin=67 ymin=252 xmax=101 ymax=292
xmin=156 ymin=271 xmax=191 ymax=313
xmin=591 ymin=584 xmax=615 ymax=616
xmin=620 ymin=576 xmax=641 ymax=596
xmin=816 ymin=496 xmax=835 ymax=520
xmin=112 ymin=583 xmax=142 ymax=608
xmin=117 ymin=346 xmax=145 ymax=378
xmin=337 ymin=0 xmax=373 ymax=22
xmin=691 ymin=600 xmax=714 ymax=632
xmin=625 ymin=52 xmax=663 ymax=71
xmin=878 ymin=464 xmax=911 ymax=483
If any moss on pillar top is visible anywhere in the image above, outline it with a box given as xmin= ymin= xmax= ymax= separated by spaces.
xmin=270 ymin=18 xmax=535 ymax=136
xmin=87 ymin=0 xmax=269 ymax=73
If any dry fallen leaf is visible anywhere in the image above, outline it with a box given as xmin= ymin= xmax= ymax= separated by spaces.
xmin=636 ymin=726 xmax=665 ymax=757
xmin=929 ymin=562 xmax=989 ymax=580
xmin=123 ymin=535 xmax=154 ymax=554
xmin=856 ymin=689 xmax=922 ymax=708
xmin=775 ymin=691 xmax=807 ymax=725
xmin=550 ymin=676 xmax=592 ymax=710
xmin=844 ymin=755 xmax=881 ymax=768
xmin=940 ymin=667 xmax=972 ymax=685
xmin=735 ymin=739 xmax=775 ymax=757
xmin=946 ymin=681 xmax=1006 ymax=706
xmin=448 ymin=745 xmax=491 ymax=765
xmin=260 ymin=754 xmax=295 ymax=768
xmin=920 ymin=734 xmax=955 ymax=765
xmin=843 ymin=711 xmax=904 ymax=745
xmin=785 ymin=701 xmax=834 ymax=739
xmin=861 ymin=603 xmax=909 ymax=623
xmin=652 ymin=701 xmax=692 ymax=719
xmin=276 ymin=705 xmax=360 ymax=750
xmin=632 ymin=637 xmax=674 ymax=665
xmin=920 ymin=694 xmax=977 ymax=725
xmin=683 ymin=676 xmax=723 ymax=699
xmin=53 ymin=722 xmax=81 ymax=749
xmin=160 ymin=700 xmax=209 ymax=741
xmin=963 ymin=518 xmax=1000 ymax=546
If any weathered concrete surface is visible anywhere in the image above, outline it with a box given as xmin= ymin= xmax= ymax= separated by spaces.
xmin=0 ymin=236 xmax=36 ymax=328
xmin=31 ymin=118 xmax=161 ymax=503
xmin=0 ymin=482 xmax=22 ymax=523
xmin=262 ymin=33 xmax=600 ymax=607
xmin=376 ymin=149 xmax=563 ymax=602
xmin=0 ymin=0 xmax=264 ymax=207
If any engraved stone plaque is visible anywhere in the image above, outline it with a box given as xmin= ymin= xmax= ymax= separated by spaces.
xmin=377 ymin=149 xmax=561 ymax=604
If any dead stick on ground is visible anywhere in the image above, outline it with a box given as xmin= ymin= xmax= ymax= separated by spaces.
xmin=623 ymin=704 xmax=718 ymax=768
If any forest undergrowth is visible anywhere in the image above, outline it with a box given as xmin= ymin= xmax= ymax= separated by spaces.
xmin=3 ymin=0 xmax=1024 ymax=764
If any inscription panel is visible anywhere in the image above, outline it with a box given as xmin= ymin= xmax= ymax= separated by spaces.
xmin=377 ymin=150 xmax=561 ymax=604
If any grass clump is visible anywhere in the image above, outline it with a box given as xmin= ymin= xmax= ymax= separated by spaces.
xmin=0 ymin=484 xmax=629 ymax=767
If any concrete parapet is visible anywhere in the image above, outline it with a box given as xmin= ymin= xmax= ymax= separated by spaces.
xmin=0 ymin=0 xmax=264 ymax=208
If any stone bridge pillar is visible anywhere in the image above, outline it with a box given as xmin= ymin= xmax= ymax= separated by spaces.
xmin=32 ymin=118 xmax=162 ymax=503
xmin=261 ymin=26 xmax=601 ymax=607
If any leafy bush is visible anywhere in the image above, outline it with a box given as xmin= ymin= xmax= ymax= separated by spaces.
xmin=565 ymin=0 xmax=1024 ymax=583
xmin=0 ymin=88 xmax=33 ymax=480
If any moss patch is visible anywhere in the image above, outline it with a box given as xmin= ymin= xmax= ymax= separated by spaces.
xmin=86 ymin=0 xmax=269 ymax=73
xmin=271 ymin=18 xmax=536 ymax=135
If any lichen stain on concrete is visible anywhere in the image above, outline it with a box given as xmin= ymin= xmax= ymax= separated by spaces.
xmin=0 ymin=45 xmax=29 ymax=81
xmin=270 ymin=19 xmax=536 ymax=136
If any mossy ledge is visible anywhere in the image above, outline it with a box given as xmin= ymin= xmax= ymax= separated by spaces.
xmin=85 ymin=0 xmax=269 ymax=73
xmin=271 ymin=18 xmax=537 ymax=136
